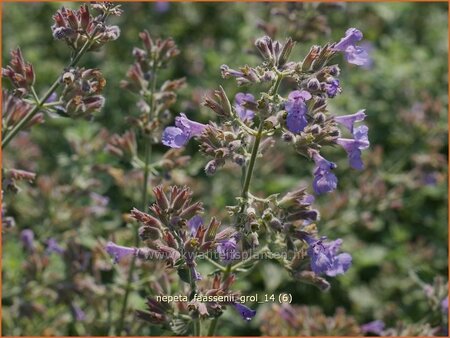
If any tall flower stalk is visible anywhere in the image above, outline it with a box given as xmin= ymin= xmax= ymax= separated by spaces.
xmin=107 ymin=31 xmax=184 ymax=335
xmin=106 ymin=28 xmax=371 ymax=336
xmin=2 ymin=3 xmax=122 ymax=148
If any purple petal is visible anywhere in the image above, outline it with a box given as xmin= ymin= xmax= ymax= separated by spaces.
xmin=234 ymin=303 xmax=256 ymax=322
xmin=162 ymin=126 xmax=189 ymax=148
xmin=20 ymin=229 xmax=35 ymax=251
xmin=361 ymin=320 xmax=385 ymax=335
xmin=105 ymin=242 xmax=136 ymax=264
xmin=46 ymin=238 xmax=65 ymax=255
xmin=334 ymin=110 xmax=366 ymax=133
xmin=175 ymin=113 xmax=206 ymax=136
xmin=345 ymin=45 xmax=371 ymax=67
xmin=334 ymin=28 xmax=363 ymax=51
xmin=188 ymin=215 xmax=203 ymax=237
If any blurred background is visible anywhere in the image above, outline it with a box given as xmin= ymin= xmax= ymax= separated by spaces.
xmin=2 ymin=2 xmax=448 ymax=336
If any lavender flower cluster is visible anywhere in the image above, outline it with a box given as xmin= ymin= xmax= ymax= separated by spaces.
xmin=105 ymin=26 xmax=372 ymax=334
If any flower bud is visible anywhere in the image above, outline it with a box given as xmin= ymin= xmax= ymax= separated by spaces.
xmin=281 ymin=132 xmax=294 ymax=142
xmin=233 ymin=154 xmax=246 ymax=166
xmin=205 ymin=160 xmax=218 ymax=176
xmin=139 ymin=225 xmax=161 ymax=241
xmin=307 ymin=78 xmax=321 ymax=91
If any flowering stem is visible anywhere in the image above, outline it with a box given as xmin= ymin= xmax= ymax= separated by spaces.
xmin=240 ymin=119 xmax=265 ymax=201
xmin=207 ymin=264 xmax=232 ymax=336
xmin=2 ymin=13 xmax=108 ymax=149
xmin=116 ymin=63 xmax=158 ymax=336
xmin=230 ymin=246 xmax=269 ymax=272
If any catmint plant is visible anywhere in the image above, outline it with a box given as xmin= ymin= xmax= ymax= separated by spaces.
xmin=105 ymin=27 xmax=371 ymax=336
xmin=105 ymin=30 xmax=188 ymax=335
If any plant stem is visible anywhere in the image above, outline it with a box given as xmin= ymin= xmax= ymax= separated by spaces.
xmin=207 ymin=264 xmax=232 ymax=336
xmin=208 ymin=73 xmax=284 ymax=336
xmin=116 ymin=64 xmax=158 ymax=336
xmin=240 ymin=119 xmax=265 ymax=201
xmin=2 ymin=13 xmax=108 ymax=149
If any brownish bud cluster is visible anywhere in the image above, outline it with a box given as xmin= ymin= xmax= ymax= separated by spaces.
xmin=2 ymin=48 xmax=35 ymax=97
xmin=58 ymin=68 xmax=106 ymax=118
xmin=51 ymin=4 xmax=121 ymax=52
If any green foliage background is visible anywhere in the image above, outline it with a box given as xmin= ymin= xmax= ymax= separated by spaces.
xmin=2 ymin=2 xmax=448 ymax=336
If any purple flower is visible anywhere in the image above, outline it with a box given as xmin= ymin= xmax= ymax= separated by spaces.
xmin=188 ymin=215 xmax=203 ymax=237
xmin=71 ymin=303 xmax=86 ymax=321
xmin=334 ymin=28 xmax=371 ymax=67
xmin=217 ymin=237 xmax=238 ymax=263
xmin=105 ymin=241 xmax=136 ymax=264
xmin=190 ymin=266 xmax=202 ymax=281
xmin=312 ymin=151 xmax=338 ymax=194
xmin=233 ymin=303 xmax=256 ymax=322
xmin=306 ymin=236 xmax=352 ymax=277
xmin=162 ymin=127 xmax=190 ymax=148
xmin=45 ymin=92 xmax=58 ymax=103
xmin=442 ymin=297 xmax=448 ymax=315
xmin=325 ymin=79 xmax=341 ymax=98
xmin=154 ymin=2 xmax=170 ymax=13
xmin=361 ymin=320 xmax=385 ymax=335
xmin=20 ymin=229 xmax=35 ymax=252
xmin=162 ymin=113 xmax=206 ymax=148
xmin=45 ymin=238 xmax=64 ymax=255
xmin=234 ymin=93 xmax=255 ymax=121
xmin=285 ymin=90 xmax=311 ymax=133
xmin=334 ymin=109 xmax=366 ymax=133
xmin=336 ymin=125 xmax=370 ymax=170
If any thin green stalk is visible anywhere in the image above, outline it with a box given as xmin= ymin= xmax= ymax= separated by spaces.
xmin=208 ymin=73 xmax=284 ymax=336
xmin=116 ymin=64 xmax=158 ymax=336
xmin=207 ymin=264 xmax=232 ymax=336
xmin=2 ymin=14 xmax=108 ymax=149
xmin=240 ymin=119 xmax=265 ymax=201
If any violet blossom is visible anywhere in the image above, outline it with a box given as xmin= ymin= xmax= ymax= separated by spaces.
xmin=361 ymin=320 xmax=385 ymax=335
xmin=188 ymin=215 xmax=203 ymax=237
xmin=306 ymin=236 xmax=352 ymax=277
xmin=334 ymin=28 xmax=371 ymax=67
xmin=234 ymin=93 xmax=255 ymax=122
xmin=285 ymin=90 xmax=312 ymax=133
xmin=334 ymin=109 xmax=366 ymax=133
xmin=311 ymin=151 xmax=338 ymax=194
xmin=336 ymin=125 xmax=370 ymax=170
xmin=162 ymin=113 xmax=206 ymax=148
xmin=233 ymin=303 xmax=256 ymax=322
xmin=45 ymin=238 xmax=65 ymax=255
xmin=20 ymin=229 xmax=35 ymax=252
xmin=105 ymin=241 xmax=136 ymax=264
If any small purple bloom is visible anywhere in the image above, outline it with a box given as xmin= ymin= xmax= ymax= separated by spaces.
xmin=45 ymin=92 xmax=58 ymax=103
xmin=154 ymin=2 xmax=170 ymax=13
xmin=334 ymin=109 xmax=366 ymax=133
xmin=233 ymin=303 xmax=256 ymax=322
xmin=361 ymin=320 xmax=385 ymax=335
xmin=312 ymin=151 xmax=338 ymax=194
xmin=442 ymin=297 xmax=448 ymax=315
xmin=217 ymin=237 xmax=238 ymax=263
xmin=188 ymin=215 xmax=203 ymax=237
xmin=334 ymin=28 xmax=371 ymax=67
xmin=190 ymin=266 xmax=202 ymax=281
xmin=162 ymin=113 xmax=206 ymax=148
xmin=325 ymin=79 xmax=341 ymax=98
xmin=71 ymin=303 xmax=86 ymax=321
xmin=162 ymin=126 xmax=190 ymax=148
xmin=234 ymin=93 xmax=255 ymax=122
xmin=336 ymin=125 xmax=370 ymax=170
xmin=45 ymin=238 xmax=64 ymax=255
xmin=285 ymin=90 xmax=311 ymax=133
xmin=20 ymin=229 xmax=35 ymax=252
xmin=306 ymin=236 xmax=352 ymax=277
xmin=105 ymin=241 xmax=136 ymax=264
